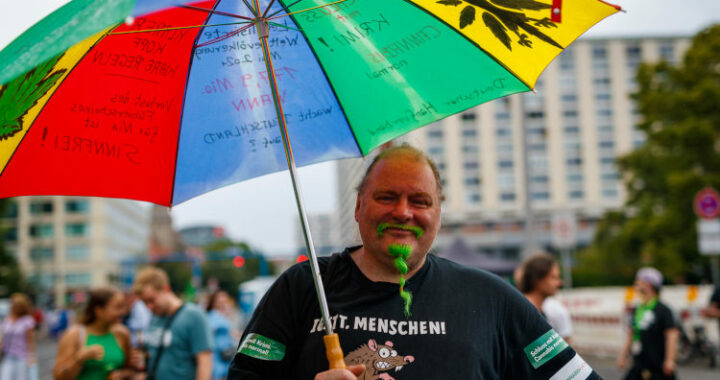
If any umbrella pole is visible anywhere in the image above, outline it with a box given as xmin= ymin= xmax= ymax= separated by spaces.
xmin=251 ymin=0 xmax=346 ymax=370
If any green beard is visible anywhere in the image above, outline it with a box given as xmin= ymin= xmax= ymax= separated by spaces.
xmin=388 ymin=243 xmax=413 ymax=318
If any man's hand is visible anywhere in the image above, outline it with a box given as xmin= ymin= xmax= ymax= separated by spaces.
xmin=662 ymin=358 xmax=676 ymax=376
xmin=314 ymin=364 xmax=365 ymax=380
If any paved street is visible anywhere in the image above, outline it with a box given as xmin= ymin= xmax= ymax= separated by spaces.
xmin=34 ymin=336 xmax=719 ymax=380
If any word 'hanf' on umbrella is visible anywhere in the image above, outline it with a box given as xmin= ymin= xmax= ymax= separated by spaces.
xmin=0 ymin=0 xmax=621 ymax=370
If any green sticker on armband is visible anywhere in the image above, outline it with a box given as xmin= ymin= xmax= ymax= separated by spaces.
xmin=524 ymin=329 xmax=569 ymax=369
xmin=238 ymin=333 xmax=286 ymax=361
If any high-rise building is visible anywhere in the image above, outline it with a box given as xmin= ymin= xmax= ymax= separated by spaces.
xmin=1 ymin=196 xmax=149 ymax=306
xmin=336 ymin=35 xmax=691 ymax=259
xmin=295 ymin=213 xmax=341 ymax=256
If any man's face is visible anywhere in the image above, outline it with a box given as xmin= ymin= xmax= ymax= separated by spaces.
xmin=138 ymin=285 xmax=170 ymax=316
xmin=539 ymin=264 xmax=562 ymax=297
xmin=355 ymin=154 xmax=441 ymax=269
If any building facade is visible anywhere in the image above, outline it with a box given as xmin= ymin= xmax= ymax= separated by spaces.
xmin=336 ymin=35 xmax=691 ymax=259
xmin=2 ymin=196 xmax=149 ymax=306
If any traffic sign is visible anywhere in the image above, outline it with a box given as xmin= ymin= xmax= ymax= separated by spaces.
xmin=698 ymin=219 xmax=720 ymax=255
xmin=694 ymin=187 xmax=720 ymax=220
xmin=552 ymin=211 xmax=577 ymax=250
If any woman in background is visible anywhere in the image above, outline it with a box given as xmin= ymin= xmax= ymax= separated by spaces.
xmin=0 ymin=293 xmax=36 ymax=380
xmin=53 ymin=286 xmax=134 ymax=380
xmin=206 ymin=290 xmax=238 ymax=380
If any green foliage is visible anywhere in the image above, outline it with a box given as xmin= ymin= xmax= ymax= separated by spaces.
xmin=155 ymin=261 xmax=193 ymax=295
xmin=0 ymin=53 xmax=66 ymax=140
xmin=576 ymin=25 xmax=720 ymax=285
xmin=0 ymin=198 xmax=26 ymax=297
xmin=201 ymin=238 xmax=270 ymax=298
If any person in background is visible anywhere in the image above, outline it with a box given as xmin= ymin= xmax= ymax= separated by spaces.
xmin=700 ymin=284 xmax=720 ymax=351
xmin=53 ymin=286 xmax=134 ymax=380
xmin=206 ymin=290 xmax=238 ymax=380
xmin=515 ymin=253 xmax=573 ymax=343
xmin=617 ymin=267 xmax=678 ymax=380
xmin=0 ymin=293 xmax=36 ymax=380
xmin=123 ymin=292 xmax=152 ymax=348
xmin=132 ymin=267 xmax=212 ymax=380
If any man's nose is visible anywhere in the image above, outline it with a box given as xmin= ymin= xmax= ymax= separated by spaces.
xmin=391 ymin=198 xmax=412 ymax=221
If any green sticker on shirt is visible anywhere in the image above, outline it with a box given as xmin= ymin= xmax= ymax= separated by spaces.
xmin=239 ymin=333 xmax=286 ymax=361
xmin=524 ymin=329 xmax=569 ymax=369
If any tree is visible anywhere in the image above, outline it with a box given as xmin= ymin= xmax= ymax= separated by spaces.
xmin=575 ymin=25 xmax=720 ymax=285
xmin=0 ymin=198 xmax=26 ymax=297
xmin=201 ymin=239 xmax=272 ymax=298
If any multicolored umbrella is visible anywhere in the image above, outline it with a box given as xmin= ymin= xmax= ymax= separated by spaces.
xmin=0 ymin=0 xmax=620 ymax=368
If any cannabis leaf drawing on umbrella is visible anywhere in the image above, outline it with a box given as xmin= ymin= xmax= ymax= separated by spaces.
xmin=0 ymin=53 xmax=66 ymax=140
xmin=437 ymin=0 xmax=561 ymax=50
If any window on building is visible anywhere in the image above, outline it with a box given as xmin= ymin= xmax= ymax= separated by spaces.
xmin=66 ymin=200 xmax=90 ymax=213
xmin=500 ymin=193 xmax=516 ymax=201
xmin=532 ymin=192 xmax=550 ymax=200
xmin=30 ymin=201 xmax=53 ymax=214
xmin=567 ymin=173 xmax=584 ymax=182
xmin=566 ymin=158 xmax=582 ymax=166
xmin=599 ymin=141 xmax=615 ymax=149
xmin=495 ymin=112 xmax=511 ymax=120
xmin=592 ymin=44 xmax=607 ymax=59
xmin=66 ymin=223 xmax=90 ymax=237
xmin=467 ymin=193 xmax=482 ymax=203
xmin=462 ymin=129 xmax=477 ymax=138
xmin=427 ymin=130 xmax=443 ymax=139
xmin=563 ymin=110 xmax=578 ymax=118
xmin=659 ymin=43 xmax=675 ymax=62
xmin=602 ymin=188 xmax=618 ymax=198
xmin=498 ymin=160 xmax=514 ymax=169
xmin=564 ymin=126 xmax=580 ymax=134
xmin=67 ymin=245 xmax=90 ymax=260
xmin=2 ymin=201 xmax=18 ymax=218
xmin=428 ymin=146 xmax=444 ymax=155
xmin=496 ymin=128 xmax=512 ymax=137
xmin=29 ymin=224 xmax=53 ymax=238
xmin=30 ymin=246 xmax=54 ymax=260
xmin=526 ymin=111 xmax=544 ymax=119
xmin=65 ymin=272 xmax=92 ymax=286
xmin=4 ymin=227 xmax=18 ymax=242
xmin=464 ymin=177 xmax=481 ymax=186
xmin=461 ymin=112 xmax=476 ymax=121
xmin=569 ymin=190 xmax=584 ymax=199
xmin=463 ymin=161 xmax=479 ymax=170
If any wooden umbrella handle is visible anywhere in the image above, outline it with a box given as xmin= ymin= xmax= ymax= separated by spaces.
xmin=323 ymin=333 xmax=346 ymax=369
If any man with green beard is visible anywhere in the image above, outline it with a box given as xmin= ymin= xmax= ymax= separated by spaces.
xmin=228 ymin=144 xmax=601 ymax=379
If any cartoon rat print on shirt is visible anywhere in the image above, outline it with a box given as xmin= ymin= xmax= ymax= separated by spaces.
xmin=345 ymin=339 xmax=415 ymax=380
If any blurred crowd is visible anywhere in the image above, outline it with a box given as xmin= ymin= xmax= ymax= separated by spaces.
xmin=0 ymin=262 xmax=718 ymax=380
xmin=0 ymin=267 xmax=243 ymax=380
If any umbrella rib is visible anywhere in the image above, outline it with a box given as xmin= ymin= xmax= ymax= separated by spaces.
xmin=262 ymin=0 xmax=277 ymax=17
xmin=241 ymin=0 xmax=259 ymax=17
xmin=268 ymin=0 xmax=350 ymax=20
xmin=109 ymin=21 xmax=252 ymax=35
xmin=265 ymin=0 xmax=305 ymax=18
xmin=177 ymin=4 xmax=255 ymax=21
xmin=268 ymin=21 xmax=301 ymax=32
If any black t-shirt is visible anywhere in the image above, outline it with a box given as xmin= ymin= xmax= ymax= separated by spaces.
xmin=228 ymin=247 xmax=601 ymax=379
xmin=628 ymin=301 xmax=675 ymax=370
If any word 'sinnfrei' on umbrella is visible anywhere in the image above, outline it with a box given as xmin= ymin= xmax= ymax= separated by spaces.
xmin=0 ymin=0 xmax=621 ymax=370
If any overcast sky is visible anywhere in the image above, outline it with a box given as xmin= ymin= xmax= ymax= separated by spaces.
xmin=2 ymin=1 xmax=719 ymax=256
